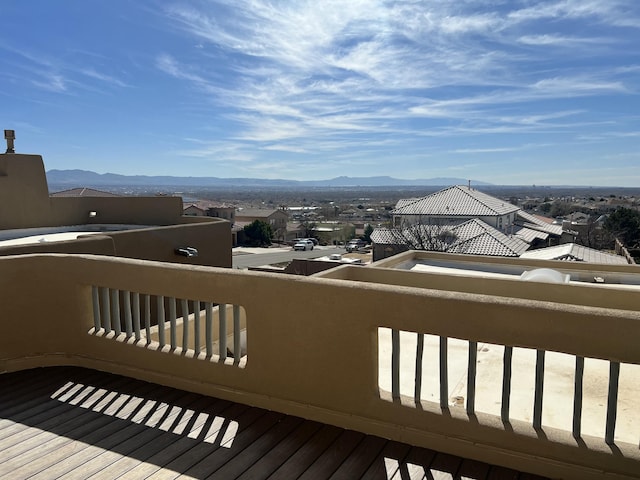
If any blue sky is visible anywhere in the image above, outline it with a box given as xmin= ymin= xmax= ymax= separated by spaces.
xmin=1 ymin=0 xmax=639 ymax=185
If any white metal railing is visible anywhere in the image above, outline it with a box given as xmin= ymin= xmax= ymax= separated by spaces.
xmin=91 ymin=286 xmax=246 ymax=365
xmin=381 ymin=328 xmax=636 ymax=446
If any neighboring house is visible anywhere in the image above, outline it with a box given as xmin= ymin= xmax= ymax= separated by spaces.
xmin=235 ymin=208 xmax=288 ymax=241
xmin=183 ymin=204 xmax=207 ymax=216
xmin=371 ymin=218 xmax=529 ymax=261
xmin=183 ymin=201 xmax=235 ymax=223
xmin=520 ymin=243 xmax=629 ymax=265
xmin=391 ymin=186 xmax=520 ymax=233
xmin=513 ymin=210 xmax=569 ymax=245
xmin=390 ymin=185 xmax=566 ymax=248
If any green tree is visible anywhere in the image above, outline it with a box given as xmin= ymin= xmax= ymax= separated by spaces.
xmin=604 ymin=208 xmax=640 ymax=247
xmin=243 ymin=220 xmax=272 ymax=247
xmin=299 ymin=220 xmax=317 ymax=239
xmin=363 ymin=224 xmax=374 ymax=243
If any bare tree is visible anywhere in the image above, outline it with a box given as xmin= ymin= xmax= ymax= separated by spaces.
xmin=386 ymin=216 xmax=461 ymax=253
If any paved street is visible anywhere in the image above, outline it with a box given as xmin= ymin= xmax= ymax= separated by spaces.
xmin=232 ymin=245 xmax=345 ymax=269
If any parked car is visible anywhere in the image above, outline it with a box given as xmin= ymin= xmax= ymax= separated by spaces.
xmin=345 ymin=239 xmax=367 ymax=252
xmin=293 ymin=239 xmax=314 ymax=251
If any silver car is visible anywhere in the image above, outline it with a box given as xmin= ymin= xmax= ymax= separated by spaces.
xmin=293 ymin=239 xmax=314 ymax=251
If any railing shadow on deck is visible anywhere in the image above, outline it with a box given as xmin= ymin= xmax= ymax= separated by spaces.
xmin=0 ymin=367 xmax=491 ymax=480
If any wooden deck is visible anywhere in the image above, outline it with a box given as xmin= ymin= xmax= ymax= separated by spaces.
xmin=0 ymin=367 xmax=549 ymax=479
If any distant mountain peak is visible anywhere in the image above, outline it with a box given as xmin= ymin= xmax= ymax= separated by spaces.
xmin=46 ymin=169 xmax=491 ymax=188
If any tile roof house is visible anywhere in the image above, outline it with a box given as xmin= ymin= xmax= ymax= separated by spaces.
xmin=235 ymin=208 xmax=289 ymax=241
xmin=183 ymin=201 xmax=235 ymax=223
xmin=389 ymin=185 xmax=568 ymax=247
xmin=520 ymin=243 xmax=629 ymax=265
xmin=371 ymin=218 xmax=529 ymax=261
xmin=391 ymin=185 xmax=520 ymax=232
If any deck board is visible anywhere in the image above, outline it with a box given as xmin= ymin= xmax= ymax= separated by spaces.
xmin=297 ymin=429 xmax=366 ymax=479
xmin=0 ymin=367 xmax=550 ymax=480
xmin=359 ymin=441 xmax=413 ymax=479
xmin=328 ymin=434 xmax=388 ymax=480
xmin=236 ymin=420 xmax=324 ymax=480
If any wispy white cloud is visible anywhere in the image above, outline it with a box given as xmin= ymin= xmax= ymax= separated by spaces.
xmin=0 ymin=43 xmax=128 ymax=94
xmin=32 ymin=73 xmax=67 ymax=93
xmin=450 ymin=143 xmax=554 ymax=154
xmin=517 ymin=34 xmax=606 ymax=46
xmin=149 ymin=0 xmax=640 ymax=180
xmin=79 ymin=68 xmax=129 ymax=88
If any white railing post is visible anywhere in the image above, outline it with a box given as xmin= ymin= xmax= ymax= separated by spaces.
xmin=205 ymin=302 xmax=213 ymax=357
xmin=123 ymin=290 xmax=133 ymax=338
xmin=157 ymin=296 xmax=165 ymax=347
xmin=92 ymin=286 xmax=101 ymax=331
xmin=132 ymin=292 xmax=141 ymax=341
xmin=110 ymin=289 xmax=121 ymax=336
xmin=169 ymin=297 xmax=177 ymax=349
xmin=219 ymin=304 xmax=227 ymax=360
xmin=182 ymin=298 xmax=189 ymax=351
xmin=193 ymin=301 xmax=201 ymax=356
xmin=233 ymin=304 xmax=241 ymax=361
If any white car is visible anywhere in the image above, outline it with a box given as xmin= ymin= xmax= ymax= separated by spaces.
xmin=293 ymin=239 xmax=314 ymax=251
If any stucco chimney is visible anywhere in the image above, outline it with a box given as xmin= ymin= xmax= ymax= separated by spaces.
xmin=4 ymin=129 xmax=15 ymax=153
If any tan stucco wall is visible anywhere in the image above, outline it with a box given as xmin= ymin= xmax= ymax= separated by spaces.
xmin=0 ymin=154 xmax=52 ymax=229
xmin=49 ymin=196 xmax=185 ymax=226
xmin=0 ymin=253 xmax=639 ymax=479
xmin=0 ymin=153 xmax=231 ymax=267
xmin=0 ymin=152 xmax=186 ymax=228
xmin=0 ymin=221 xmax=231 ymax=267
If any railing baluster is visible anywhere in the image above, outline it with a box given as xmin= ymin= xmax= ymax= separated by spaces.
xmin=219 ymin=304 xmax=227 ymax=360
xmin=123 ymin=290 xmax=133 ymax=338
xmin=439 ymin=336 xmax=448 ymax=409
xmin=110 ymin=289 xmax=121 ymax=336
xmin=169 ymin=297 xmax=177 ymax=349
xmin=233 ymin=304 xmax=241 ymax=361
xmin=502 ymin=346 xmax=513 ymax=423
xmin=132 ymin=292 xmax=141 ymax=341
xmin=573 ymin=356 xmax=584 ymax=438
xmin=414 ymin=333 xmax=424 ymax=402
xmin=100 ymin=287 xmax=111 ymax=334
xmin=193 ymin=301 xmax=201 ymax=356
xmin=87 ymin=287 xmax=243 ymax=367
xmin=533 ymin=349 xmax=545 ymax=429
xmin=605 ymin=361 xmax=620 ymax=445
xmin=205 ymin=302 xmax=213 ymax=357
xmin=467 ymin=341 xmax=477 ymax=416
xmin=157 ymin=296 xmax=165 ymax=347
xmin=144 ymin=294 xmax=151 ymax=344
xmin=92 ymin=286 xmax=101 ymax=331
xmin=182 ymin=298 xmax=189 ymax=351
xmin=391 ymin=329 xmax=400 ymax=399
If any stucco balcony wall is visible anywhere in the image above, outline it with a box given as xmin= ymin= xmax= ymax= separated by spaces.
xmin=0 ymin=253 xmax=639 ymax=479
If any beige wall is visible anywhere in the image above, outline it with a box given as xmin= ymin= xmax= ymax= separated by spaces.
xmin=49 ymin=196 xmax=185 ymax=226
xmin=0 ymin=221 xmax=231 ymax=267
xmin=0 ymin=154 xmax=52 ymax=229
xmin=0 ymin=152 xmax=188 ymax=228
xmin=0 ymin=253 xmax=639 ymax=479
xmin=0 ymin=152 xmax=231 ymax=267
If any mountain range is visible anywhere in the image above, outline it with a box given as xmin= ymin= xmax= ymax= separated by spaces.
xmin=46 ymin=169 xmax=491 ymax=188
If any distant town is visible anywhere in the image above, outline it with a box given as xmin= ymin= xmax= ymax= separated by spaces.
xmin=49 ymin=172 xmax=640 ymax=266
